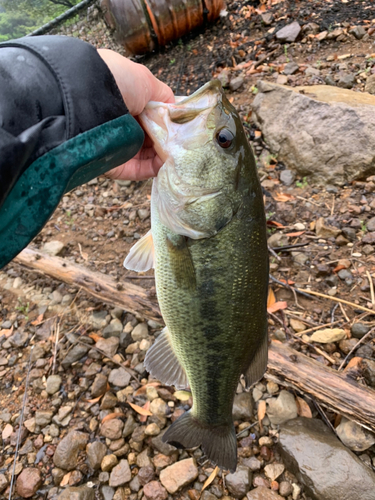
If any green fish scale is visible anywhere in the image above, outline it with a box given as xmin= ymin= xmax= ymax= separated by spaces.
xmin=152 ymin=196 xmax=268 ymax=427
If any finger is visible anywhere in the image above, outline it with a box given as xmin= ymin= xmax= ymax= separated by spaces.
xmin=106 ymin=156 xmax=163 ymax=181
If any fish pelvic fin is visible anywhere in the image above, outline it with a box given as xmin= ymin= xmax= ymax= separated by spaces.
xmin=244 ymin=333 xmax=268 ymax=389
xmin=124 ymin=230 xmax=154 ymax=272
xmin=162 ymin=411 xmax=237 ymax=473
xmin=144 ymin=327 xmax=189 ymax=390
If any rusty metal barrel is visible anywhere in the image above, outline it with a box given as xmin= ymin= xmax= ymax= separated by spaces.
xmin=101 ymin=0 xmax=224 ymax=55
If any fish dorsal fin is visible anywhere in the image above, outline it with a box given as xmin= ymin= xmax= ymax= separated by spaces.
xmin=244 ymin=334 xmax=268 ymax=389
xmin=144 ymin=327 xmax=189 ymax=390
xmin=124 ymin=230 xmax=154 ymax=272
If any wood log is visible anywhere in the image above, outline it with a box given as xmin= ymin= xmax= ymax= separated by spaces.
xmin=13 ymin=248 xmax=375 ymax=430
xmin=14 ymin=247 xmax=162 ymax=322
xmin=268 ymin=341 xmax=375 ymax=431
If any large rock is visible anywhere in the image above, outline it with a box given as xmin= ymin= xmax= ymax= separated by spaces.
xmin=159 ymin=458 xmax=198 ymax=494
xmin=16 ymin=468 xmax=42 ymax=498
xmin=232 ymin=392 xmax=254 ymax=420
xmin=57 ymin=485 xmax=95 ymax=499
xmin=267 ymin=390 xmax=298 ymax=425
xmin=226 ymin=465 xmax=252 ymax=498
xmin=252 ymin=81 xmax=375 ymax=185
xmin=53 ymin=431 xmax=89 ymax=470
xmin=278 ymin=418 xmax=375 ymax=500
xmin=336 ymin=417 xmax=375 ymax=451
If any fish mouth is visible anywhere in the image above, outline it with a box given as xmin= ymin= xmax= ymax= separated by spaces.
xmin=138 ymin=80 xmax=225 ymax=162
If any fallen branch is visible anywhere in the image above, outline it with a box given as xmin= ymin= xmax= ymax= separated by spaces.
xmin=14 ymin=248 xmax=161 ymax=322
xmin=298 ymin=288 xmax=375 ymax=315
xmin=268 ymin=342 xmax=375 ymax=431
xmin=13 ymin=248 xmax=375 ymax=430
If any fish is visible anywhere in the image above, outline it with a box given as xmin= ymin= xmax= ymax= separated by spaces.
xmin=124 ymin=80 xmax=269 ymax=472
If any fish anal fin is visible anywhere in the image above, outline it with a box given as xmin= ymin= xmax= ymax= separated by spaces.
xmin=166 ymin=234 xmax=196 ymax=290
xmin=244 ymin=334 xmax=268 ymax=389
xmin=124 ymin=230 xmax=154 ymax=272
xmin=162 ymin=411 xmax=237 ymax=473
xmin=144 ymin=327 xmax=188 ymax=390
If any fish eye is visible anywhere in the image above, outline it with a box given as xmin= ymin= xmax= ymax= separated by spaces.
xmin=216 ymin=129 xmax=234 ymax=149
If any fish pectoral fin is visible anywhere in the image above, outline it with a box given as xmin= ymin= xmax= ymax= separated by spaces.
xmin=244 ymin=334 xmax=268 ymax=389
xmin=166 ymin=234 xmax=196 ymax=290
xmin=162 ymin=411 xmax=237 ymax=473
xmin=124 ymin=230 xmax=154 ymax=272
xmin=144 ymin=327 xmax=189 ymax=389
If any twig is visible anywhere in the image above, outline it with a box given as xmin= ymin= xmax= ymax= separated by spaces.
xmin=338 ymin=327 xmax=375 ymax=371
xmin=272 ymin=242 xmax=310 ymax=252
xmin=8 ymin=346 xmax=34 ymax=500
xmin=314 ymin=399 xmax=336 ymax=434
xmin=331 ymin=303 xmax=339 ymax=323
xmin=296 ymin=195 xmax=322 ymax=206
xmin=269 ymin=275 xmax=313 ymax=299
xmin=366 ymin=271 xmax=375 ymax=305
xmin=236 ymin=421 xmax=258 ymax=438
xmin=284 ymin=312 xmax=317 ymax=327
xmin=253 ymin=48 xmax=279 ymax=68
xmin=297 ymin=288 xmax=375 ymax=315
xmin=268 ymin=246 xmax=281 ymax=262
xmin=292 ymin=334 xmax=337 ymax=365
xmin=339 ymin=302 xmax=350 ymax=323
xmin=52 ymin=322 xmax=60 ymax=375
xmin=295 ymin=320 xmax=342 ymax=336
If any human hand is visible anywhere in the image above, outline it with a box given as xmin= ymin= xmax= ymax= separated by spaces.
xmin=98 ymin=49 xmax=174 ymax=181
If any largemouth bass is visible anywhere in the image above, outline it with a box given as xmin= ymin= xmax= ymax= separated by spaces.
xmin=124 ymin=81 xmax=268 ymax=472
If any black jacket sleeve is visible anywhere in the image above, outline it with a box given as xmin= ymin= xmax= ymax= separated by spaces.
xmin=0 ymin=35 xmax=129 ymax=209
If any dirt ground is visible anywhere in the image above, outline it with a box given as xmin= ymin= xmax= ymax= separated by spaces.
xmin=1 ymin=0 xmax=375 ymax=498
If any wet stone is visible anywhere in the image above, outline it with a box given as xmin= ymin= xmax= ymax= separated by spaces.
xmin=91 ymin=373 xmax=108 ymax=398
xmin=351 ymin=323 xmax=371 ymax=339
xmin=9 ymin=331 xmax=28 ymax=347
xmin=109 ymin=459 xmax=131 ymax=487
xmin=336 ymin=417 xmax=375 ymax=451
xmin=226 ymin=465 xmax=252 ymax=498
xmin=46 ymin=375 xmax=62 ymax=395
xmin=62 ymin=344 xmax=89 ymax=367
xmin=283 ymin=62 xmax=299 ymax=75
xmin=279 ymin=481 xmax=293 ymax=497
xmin=16 ymin=468 xmax=42 ymax=498
xmin=108 ymin=367 xmax=131 ymax=388
xmin=278 ymin=417 xmax=375 ymax=500
xmin=131 ymin=323 xmax=149 ymax=341
xmin=276 ymin=21 xmax=301 ymax=42
xmin=57 ymin=485 xmax=95 ymax=499
xmin=100 ymin=419 xmax=124 ymax=440
xmin=102 ymin=454 xmax=119 ymax=472
xmin=159 ymin=458 xmax=199 ymax=494
xmin=101 ymin=485 xmax=115 ymax=500
xmin=87 ymin=441 xmax=107 ymax=470
xmin=35 ymin=411 xmax=53 ymax=427
xmin=233 ymin=392 xmax=254 ymax=420
xmin=151 ymin=429 xmax=178 ymax=456
xmin=242 ymin=456 xmax=262 ymax=471
xmin=246 ymin=487 xmax=283 ymax=500
xmin=53 ymin=431 xmax=89 ymax=471
xmin=143 ymin=480 xmax=168 ymax=500
xmin=338 ymin=73 xmax=356 ymax=89
xmin=138 ymin=465 xmax=155 ymax=485
xmin=267 ymin=391 xmax=298 ymax=425
xmin=96 ymin=337 xmax=119 ymax=358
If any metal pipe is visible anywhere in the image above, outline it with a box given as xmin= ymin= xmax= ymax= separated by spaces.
xmin=27 ymin=0 xmax=97 ymax=37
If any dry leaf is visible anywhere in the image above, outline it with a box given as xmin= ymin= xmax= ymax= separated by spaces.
xmin=85 ymin=395 xmax=103 ymax=404
xmin=89 ymin=333 xmax=102 ymax=343
xmin=258 ymin=400 xmax=266 ymax=432
xmin=296 ymin=397 xmax=312 ymax=418
xmin=78 ymin=243 xmax=89 ymax=261
xmin=134 ymin=382 xmax=161 ymax=396
xmin=266 ymin=220 xmax=285 ymax=228
xmin=279 ymin=279 xmax=295 ymax=285
xmin=139 ymin=401 xmax=151 ymax=423
xmin=31 ymin=313 xmax=44 ymax=326
xmin=285 ymin=231 xmax=305 ymax=237
xmin=267 ymin=301 xmax=288 ymax=313
xmin=274 ymin=193 xmax=295 ymax=202
xmin=267 ymin=287 xmax=276 ymax=308
xmin=60 ymin=472 xmax=72 ymax=487
xmin=101 ymin=412 xmax=126 ymax=423
xmin=201 ymin=466 xmax=219 ymax=495
xmin=128 ymin=402 xmax=153 ymax=416
xmin=254 ymin=130 xmax=262 ymax=139
xmin=0 ymin=326 xmax=13 ymax=338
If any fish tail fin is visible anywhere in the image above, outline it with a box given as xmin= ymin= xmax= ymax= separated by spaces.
xmin=162 ymin=411 xmax=237 ymax=473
